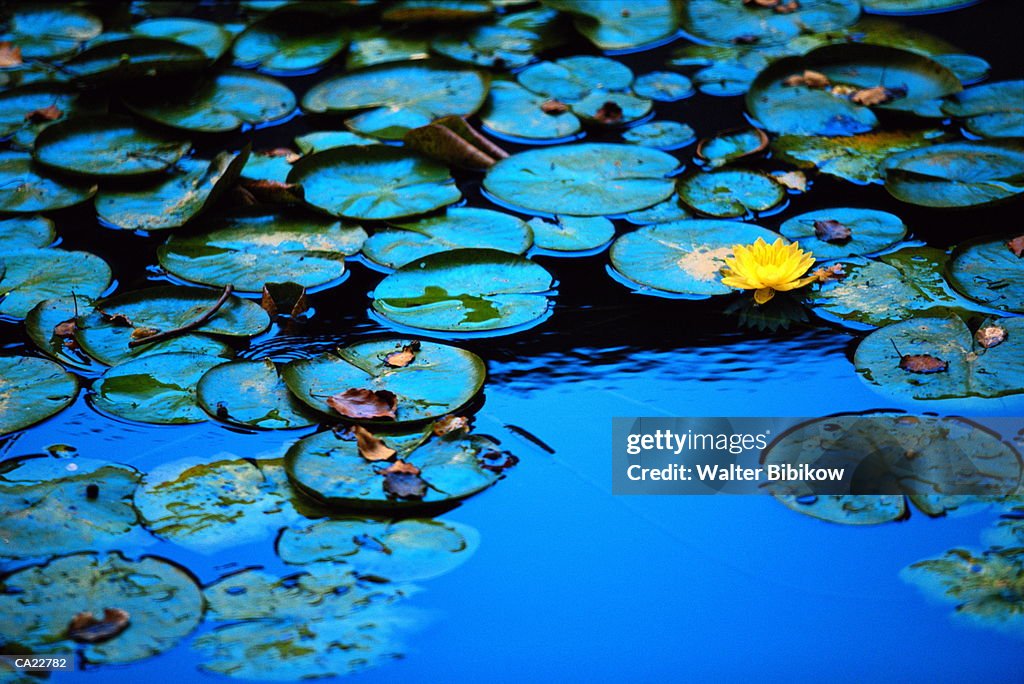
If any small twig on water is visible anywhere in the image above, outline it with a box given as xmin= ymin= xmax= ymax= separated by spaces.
xmin=128 ymin=284 xmax=234 ymax=348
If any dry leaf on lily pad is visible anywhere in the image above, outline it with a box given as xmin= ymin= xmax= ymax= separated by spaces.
xmin=384 ymin=341 xmax=421 ymax=368
xmin=383 ymin=471 xmax=428 ymax=500
xmin=433 ymin=414 xmax=471 ymax=436
xmin=814 ymin=219 xmax=852 ymax=244
xmin=68 ymin=608 xmax=131 ymax=644
xmin=975 ymin=325 xmax=1007 ymax=349
xmin=383 ymin=460 xmax=421 ymax=475
xmin=898 ymin=353 xmax=948 ymax=374
xmin=1007 ymin=235 xmax=1024 ymax=258
xmin=812 ymin=264 xmax=847 ymax=283
xmin=327 ymin=388 xmax=399 ymax=420
xmin=26 ymin=105 xmax=62 ymax=122
xmin=354 ymin=425 xmax=396 ymax=461
xmin=404 ymin=116 xmax=508 ymax=170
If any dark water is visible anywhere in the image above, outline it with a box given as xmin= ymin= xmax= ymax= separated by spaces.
xmin=3 ymin=1 xmax=1024 ymax=681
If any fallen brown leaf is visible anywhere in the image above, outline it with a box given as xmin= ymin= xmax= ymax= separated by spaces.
xmin=775 ymin=170 xmax=807 ymax=192
xmin=238 ymin=178 xmax=305 ymax=204
xmin=383 ymin=459 xmax=420 ymax=475
xmin=851 ymin=86 xmax=892 ymax=106
xmin=975 ymin=325 xmax=1007 ymax=349
xmin=353 ymin=425 xmax=396 ymax=461
xmin=25 ymin=105 xmax=62 ymax=123
xmin=99 ymin=310 xmax=133 ymax=327
xmin=130 ymin=327 xmax=160 ymax=341
xmin=1006 ymin=235 xmax=1024 ymax=257
xmin=814 ymin=219 xmax=852 ymax=244
xmin=260 ymin=147 xmax=300 ymax=163
xmin=812 ymin=264 xmax=847 ymax=283
xmin=0 ymin=42 xmax=22 ymax=67
xmin=594 ymin=101 xmax=623 ymax=125
xmin=68 ymin=608 xmax=130 ymax=643
xmin=261 ymin=281 xmax=308 ymax=317
xmin=784 ymin=70 xmax=830 ymax=88
xmin=327 ymin=388 xmax=398 ymax=420
xmin=383 ymin=471 xmax=427 ymax=499
xmin=541 ymin=100 xmax=569 ymax=114
xmin=433 ymin=414 xmax=471 ymax=436
xmin=384 ymin=341 xmax=421 ymax=368
xmin=899 ymin=354 xmax=948 ymax=374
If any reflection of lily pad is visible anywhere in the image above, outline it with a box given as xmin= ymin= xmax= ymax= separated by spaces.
xmin=0 ymin=455 xmax=141 ymax=558
xmin=288 ymin=146 xmax=460 ymax=220
xmin=948 ymin=237 xmax=1024 ymax=314
xmin=0 ymin=151 xmax=97 ymax=213
xmin=232 ymin=11 xmax=348 ymax=73
xmin=157 ymin=211 xmax=366 ymax=292
xmin=680 ymin=0 xmax=859 ymax=46
xmin=517 ymin=56 xmax=633 ymax=102
xmin=0 ymin=356 xmax=78 ymax=436
xmin=479 ymin=81 xmax=582 ymax=142
xmin=371 ymin=249 xmax=555 ymax=334
xmin=541 ymin=0 xmax=678 ymax=50
xmin=196 ymin=359 xmax=320 ymax=429
xmin=882 ymin=139 xmax=1024 ymax=207
xmin=854 ymin=316 xmax=1024 ymax=400
xmin=942 ymin=81 xmax=1024 ymax=138
xmin=677 ymin=169 xmax=785 ymax=218
xmin=609 ymin=220 xmax=778 ymax=296
xmin=528 ymin=215 xmax=615 ymax=252
xmin=622 ymin=121 xmax=695 ymax=149
xmin=484 ymin=143 xmax=678 ymax=216
xmin=281 ymin=338 xmax=485 ymax=423
xmin=0 ymin=552 xmax=203 ymax=664
xmin=772 ymin=129 xmax=947 ymax=184
xmin=0 ymin=247 xmax=111 ymax=319
xmin=779 ymin=208 xmax=907 ymax=260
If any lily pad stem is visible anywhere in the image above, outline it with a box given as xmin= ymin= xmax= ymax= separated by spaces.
xmin=128 ymin=284 xmax=234 ymax=348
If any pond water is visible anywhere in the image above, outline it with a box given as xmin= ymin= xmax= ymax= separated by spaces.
xmin=2 ymin=1 xmax=1023 ymax=681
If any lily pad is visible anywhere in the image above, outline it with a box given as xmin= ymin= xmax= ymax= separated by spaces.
xmin=91 ymin=352 xmax=229 ymax=424
xmin=0 ymin=247 xmax=111 ymax=319
xmin=345 ymin=29 xmax=430 ymax=70
xmin=285 ymin=428 xmax=501 ymax=510
xmin=479 ymin=81 xmax=583 ymax=142
xmin=772 ymin=129 xmax=947 ymax=184
xmin=278 ymin=518 xmax=479 ymax=581
xmin=679 ymin=0 xmax=860 ymax=46
xmin=0 ymin=215 xmax=53 ymax=249
xmin=294 ymin=130 xmax=378 ymax=154
xmin=371 ymin=249 xmax=555 ymax=334
xmin=947 ymin=237 xmax=1024 ymax=314
xmin=0 ymin=455 xmax=141 ymax=558
xmin=157 ymin=211 xmax=366 ymax=292
xmin=882 ymin=139 xmax=1024 ymax=207
xmin=0 ymin=84 xmax=105 ymax=149
xmin=573 ymin=91 xmax=652 ymax=126
xmin=75 ymin=285 xmax=268 ymax=366
xmin=484 ymin=143 xmax=678 ymax=216
xmin=854 ymin=316 xmax=1024 ymax=400
xmin=24 ymin=295 xmax=96 ymax=370
xmin=363 ymin=207 xmax=533 ymax=270
xmin=134 ymin=17 xmax=236 ymax=61
xmin=431 ymin=8 xmax=565 ymax=69
xmin=632 ymin=71 xmax=694 ymax=101
xmin=196 ymin=359 xmax=320 ymax=429
xmin=0 ymin=356 xmax=78 ymax=435
xmin=609 ymin=220 xmax=779 ymax=296
xmin=96 ymin=150 xmax=248 ymax=231
xmin=676 ymin=169 xmax=785 ymax=218
xmin=942 ymin=81 xmax=1024 ymax=139
xmin=861 ymin=0 xmax=981 ymax=15
xmin=287 ymin=146 xmax=460 ymax=221
xmin=541 ymin=0 xmax=678 ymax=50
xmin=302 ymin=61 xmax=488 ymax=140
xmin=0 ymin=5 xmax=102 ymax=60
xmin=517 ymin=56 xmax=633 ymax=103
xmin=623 ymin=194 xmax=693 ymax=225
xmin=64 ymin=38 xmax=208 ymax=86
xmin=33 ymin=115 xmax=190 ymax=178
xmin=622 ymin=121 xmax=695 ymax=149
xmin=281 ymin=338 xmax=485 ymax=423
xmin=696 ymin=128 xmax=768 ymax=168
xmin=779 ymin=208 xmax=907 ymax=260
xmin=232 ymin=11 xmax=348 ymax=73
xmin=0 ymin=552 xmax=203 ymax=664
xmin=0 ymin=151 xmax=97 ymax=213
xmin=125 ymin=69 xmax=296 ymax=133
xmin=528 ymin=215 xmax=615 ymax=252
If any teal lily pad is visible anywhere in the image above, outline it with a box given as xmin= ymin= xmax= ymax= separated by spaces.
xmin=64 ymin=38 xmax=208 ymax=86
xmin=484 ymin=143 xmax=678 ymax=216
xmin=363 ymin=207 xmax=533 ymax=270
xmin=623 ymin=194 xmax=693 ymax=225
xmin=0 ymin=215 xmax=53 ymax=249
xmin=696 ymin=128 xmax=768 ymax=168
xmin=948 ymin=237 xmax=1024 ymax=314
xmin=882 ymin=139 xmax=1024 ymax=207
xmin=91 ymin=352 xmax=229 ymax=424
xmin=0 ymin=247 xmax=111 ymax=319
xmin=779 ymin=208 xmax=907 ymax=260
xmin=25 ymin=295 xmax=97 ymax=371
xmin=573 ymin=90 xmax=652 ymax=126
xmin=278 ymin=518 xmax=479 ymax=582
xmin=622 ymin=121 xmax=695 ymax=149
xmin=0 ymin=455 xmax=142 ymax=558
xmin=134 ymin=17 xmax=236 ymax=60
xmin=854 ymin=316 xmax=1024 ymax=400
xmin=232 ymin=10 xmax=348 ymax=73
xmin=294 ymin=130 xmax=378 ymax=154
xmin=541 ymin=0 xmax=678 ymax=50
xmin=861 ymin=0 xmax=981 ymax=15
xmin=281 ymin=338 xmax=485 ymax=423
xmin=679 ymin=0 xmax=860 ymax=46
xmin=302 ymin=61 xmax=488 ymax=140
xmin=479 ymin=81 xmax=583 ymax=142
xmin=0 ymin=84 xmax=105 ymax=149
xmin=241 ymin=149 xmax=299 ymax=183
xmin=196 ymin=359 xmax=320 ymax=429
xmin=609 ymin=220 xmax=779 ymax=296
xmin=287 ymin=146 xmax=460 ymax=220
xmin=528 ymin=215 xmax=615 ymax=252
xmin=372 ymin=249 xmax=555 ymax=334
xmin=0 ymin=356 xmax=78 ymax=436
xmin=668 ymin=43 xmax=787 ymax=97
xmin=96 ymin=150 xmax=249 ymax=231
xmin=676 ymin=169 xmax=785 ymax=218
xmin=431 ymin=8 xmax=566 ymax=69
xmin=74 ymin=285 xmax=268 ymax=366
xmin=517 ymin=56 xmax=633 ymax=103
xmin=0 ymin=552 xmax=203 ymax=664
xmin=0 ymin=5 xmax=102 ymax=60
xmin=345 ymin=29 xmax=430 ymax=70
xmin=157 ymin=211 xmax=366 ymax=292
xmin=942 ymin=81 xmax=1024 ymax=139
xmin=125 ymin=69 xmax=296 ymax=133
xmin=0 ymin=151 xmax=97 ymax=212
xmin=33 ymin=115 xmax=190 ymax=178
xmin=632 ymin=71 xmax=693 ymax=101
xmin=285 ymin=428 xmax=501 ymax=510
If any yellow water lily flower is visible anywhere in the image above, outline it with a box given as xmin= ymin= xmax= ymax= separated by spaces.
xmin=720 ymin=237 xmax=816 ymax=305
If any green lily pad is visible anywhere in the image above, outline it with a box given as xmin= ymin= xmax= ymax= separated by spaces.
xmin=372 ymin=249 xmax=555 ymax=334
xmin=431 ymin=8 xmax=565 ymax=69
xmin=0 ymin=248 xmax=111 ymax=319
xmin=696 ymin=128 xmax=768 ymax=168
xmin=861 ymin=0 xmax=981 ymax=15
xmin=33 ymin=115 xmax=190 ymax=179
xmin=676 ymin=169 xmax=785 ymax=218
xmin=948 ymin=237 xmax=1024 ymax=314
xmin=774 ymin=494 xmax=908 ymax=525
xmin=772 ymin=129 xmax=947 ymax=184
xmin=632 ymin=71 xmax=693 ymax=101
xmin=157 ymin=211 xmax=366 ymax=292
xmin=25 ymin=295 xmax=97 ymax=371
xmin=0 ymin=215 xmax=53 ymax=249
xmin=0 ymin=356 xmax=78 ymax=436
xmin=363 ymin=207 xmax=533 ymax=270
xmin=622 ymin=121 xmax=695 ymax=149
xmin=0 ymin=5 xmax=102 ymax=60
xmin=942 ymin=81 xmax=1024 ymax=139
xmin=528 ymin=215 xmax=615 ymax=252
xmin=479 ymin=81 xmax=583 ymax=142
xmin=0 ymin=84 xmax=105 ymax=149
xmin=294 ymin=130 xmax=378 ymax=154
xmin=517 ymin=56 xmax=633 ymax=103
xmin=196 ymin=359 xmax=320 ymax=429
xmin=609 ymin=220 xmax=779 ymax=296
xmin=125 ymin=69 xmax=296 ymax=133
xmin=0 ymin=552 xmax=203 ymax=664
xmin=95 ymin=150 xmax=248 ymax=231
xmin=302 ymin=61 xmax=488 ymax=140
xmin=0 ymin=151 xmax=97 ymax=213
xmin=278 ymin=518 xmax=479 ymax=581
xmin=0 ymin=455 xmax=142 ymax=558
xmin=854 ymin=316 xmax=1024 ymax=400
xmin=679 ymin=0 xmax=860 ymax=46
xmin=64 ymin=38 xmax=208 ymax=86
xmin=484 ymin=143 xmax=678 ymax=216
xmin=623 ymin=194 xmax=693 ymax=225
xmin=287 ymin=145 xmax=460 ymax=221
xmin=281 ymin=338 xmax=485 ymax=423
xmin=779 ymin=208 xmax=907 ymax=260
xmin=232 ymin=11 xmax=348 ymax=72
xmin=285 ymin=428 xmax=501 ymax=510
xmin=345 ymin=29 xmax=430 ymax=70
xmin=572 ymin=90 xmax=652 ymax=126
xmin=134 ymin=17 xmax=236 ymax=60
xmin=882 ymin=139 xmax=1024 ymax=207
xmin=541 ymin=0 xmax=678 ymax=50
xmin=91 ymin=352 xmax=229 ymax=425
xmin=75 ymin=285 xmax=268 ymax=366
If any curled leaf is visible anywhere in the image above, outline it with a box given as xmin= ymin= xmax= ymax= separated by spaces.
xmin=852 ymin=85 xmax=895 ymax=106
xmin=783 ymin=70 xmax=829 ymax=88
xmin=433 ymin=414 xmax=471 ymax=436
xmin=814 ymin=219 xmax=852 ymax=244
xmin=899 ymin=354 xmax=948 ymax=374
xmin=541 ymin=99 xmax=569 ymax=114
xmin=404 ymin=116 xmax=508 ymax=170
xmin=260 ymin=282 xmax=309 ymax=318
xmin=384 ymin=341 xmax=421 ymax=368
xmin=812 ymin=264 xmax=847 ymax=283
xmin=26 ymin=105 xmax=62 ymax=123
xmin=68 ymin=608 xmax=131 ymax=644
xmin=326 ymin=388 xmax=398 ymax=420
xmin=975 ymin=325 xmax=1007 ymax=349
xmin=238 ymin=178 xmax=305 ymax=205
xmin=353 ymin=425 xmax=396 ymax=462
xmin=1007 ymin=235 xmax=1024 ymax=258
xmin=775 ymin=170 xmax=807 ymax=191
